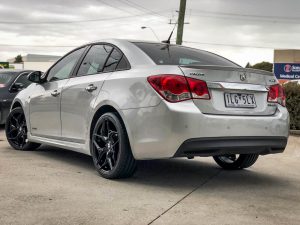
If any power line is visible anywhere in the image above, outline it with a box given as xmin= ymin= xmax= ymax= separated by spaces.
xmin=193 ymin=9 xmax=300 ymax=21
xmin=183 ymin=41 xmax=276 ymax=49
xmin=96 ymin=0 xmax=138 ymax=16
xmin=0 ymin=41 xmax=290 ymax=50
xmin=191 ymin=10 xmax=300 ymax=24
xmin=119 ymin=0 xmax=168 ymax=18
xmin=0 ymin=11 xmax=167 ymax=25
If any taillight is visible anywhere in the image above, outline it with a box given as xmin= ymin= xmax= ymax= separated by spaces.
xmin=267 ymin=84 xmax=286 ymax=107
xmin=147 ymin=74 xmax=210 ymax=102
xmin=186 ymin=77 xmax=210 ymax=100
xmin=147 ymin=75 xmax=191 ymax=102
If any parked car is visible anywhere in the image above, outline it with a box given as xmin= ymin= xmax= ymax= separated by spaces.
xmin=5 ymin=39 xmax=289 ymax=179
xmin=0 ymin=70 xmax=33 ymax=124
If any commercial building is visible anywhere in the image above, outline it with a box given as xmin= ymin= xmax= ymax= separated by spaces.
xmin=274 ymin=50 xmax=300 ymax=81
xmin=7 ymin=54 xmax=61 ymax=72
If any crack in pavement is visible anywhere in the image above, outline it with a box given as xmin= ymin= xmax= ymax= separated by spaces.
xmin=147 ymin=170 xmax=222 ymax=225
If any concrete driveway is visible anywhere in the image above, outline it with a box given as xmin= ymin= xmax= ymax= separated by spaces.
xmin=0 ymin=126 xmax=299 ymax=225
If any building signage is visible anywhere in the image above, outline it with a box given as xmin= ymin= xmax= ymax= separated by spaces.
xmin=274 ymin=63 xmax=300 ymax=80
xmin=0 ymin=62 xmax=9 ymax=69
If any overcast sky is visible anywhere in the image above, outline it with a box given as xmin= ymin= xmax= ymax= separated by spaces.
xmin=1 ymin=0 xmax=300 ymax=66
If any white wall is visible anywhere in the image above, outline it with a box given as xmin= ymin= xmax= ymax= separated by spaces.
xmin=10 ymin=63 xmax=24 ymax=69
xmin=23 ymin=61 xmax=55 ymax=72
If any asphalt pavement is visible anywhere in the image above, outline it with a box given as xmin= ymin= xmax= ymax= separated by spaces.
xmin=0 ymin=125 xmax=299 ymax=225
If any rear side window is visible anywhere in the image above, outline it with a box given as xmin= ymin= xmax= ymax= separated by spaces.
xmin=77 ymin=45 xmax=112 ymax=76
xmin=103 ymin=48 xmax=122 ymax=72
xmin=116 ymin=56 xmax=130 ymax=71
xmin=103 ymin=48 xmax=130 ymax=72
xmin=133 ymin=42 xmax=239 ymax=67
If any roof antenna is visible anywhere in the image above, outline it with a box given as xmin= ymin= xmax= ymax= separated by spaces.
xmin=162 ymin=20 xmax=177 ymax=44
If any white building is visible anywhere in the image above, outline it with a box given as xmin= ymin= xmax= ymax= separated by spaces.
xmin=7 ymin=54 xmax=61 ymax=72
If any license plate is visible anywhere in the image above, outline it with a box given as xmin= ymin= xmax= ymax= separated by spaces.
xmin=224 ymin=93 xmax=256 ymax=108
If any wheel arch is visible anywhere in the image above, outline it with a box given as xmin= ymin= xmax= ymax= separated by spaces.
xmin=11 ymin=101 xmax=23 ymax=110
xmin=89 ymin=104 xmax=135 ymax=158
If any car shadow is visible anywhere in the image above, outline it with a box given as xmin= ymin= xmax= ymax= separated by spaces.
xmin=0 ymin=125 xmax=5 ymax=141
xmin=32 ymin=145 xmax=290 ymax=191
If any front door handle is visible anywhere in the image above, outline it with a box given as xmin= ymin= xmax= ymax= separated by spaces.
xmin=85 ymin=84 xmax=97 ymax=92
xmin=51 ymin=90 xmax=60 ymax=97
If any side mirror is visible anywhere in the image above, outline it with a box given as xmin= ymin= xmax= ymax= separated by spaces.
xmin=28 ymin=71 xmax=43 ymax=83
xmin=10 ymin=83 xmax=24 ymax=92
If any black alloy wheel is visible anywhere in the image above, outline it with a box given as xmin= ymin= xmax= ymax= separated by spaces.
xmin=5 ymin=107 xmax=41 ymax=150
xmin=213 ymin=154 xmax=259 ymax=170
xmin=91 ymin=112 xmax=136 ymax=179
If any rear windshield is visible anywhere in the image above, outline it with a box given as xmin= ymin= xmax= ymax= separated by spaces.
xmin=133 ymin=42 xmax=239 ymax=67
xmin=0 ymin=72 xmax=17 ymax=87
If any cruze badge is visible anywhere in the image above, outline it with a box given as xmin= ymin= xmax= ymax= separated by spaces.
xmin=240 ymin=73 xmax=247 ymax=81
xmin=190 ymin=72 xmax=205 ymax=76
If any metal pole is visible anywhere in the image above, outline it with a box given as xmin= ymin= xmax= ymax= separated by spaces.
xmin=176 ymin=0 xmax=187 ymax=45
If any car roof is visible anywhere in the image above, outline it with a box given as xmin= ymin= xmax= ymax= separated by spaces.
xmin=74 ymin=39 xmax=157 ymax=67
xmin=82 ymin=38 xmax=159 ymax=46
xmin=0 ymin=69 xmax=33 ymax=74
xmin=75 ymin=39 xmax=216 ymax=67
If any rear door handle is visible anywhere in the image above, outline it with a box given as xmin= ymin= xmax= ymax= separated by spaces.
xmin=51 ymin=90 xmax=60 ymax=97
xmin=85 ymin=84 xmax=97 ymax=92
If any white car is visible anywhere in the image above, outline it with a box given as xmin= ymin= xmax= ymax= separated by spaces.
xmin=5 ymin=39 xmax=289 ymax=179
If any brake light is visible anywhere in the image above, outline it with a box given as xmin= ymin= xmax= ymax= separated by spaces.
xmin=267 ymin=84 xmax=286 ymax=107
xmin=147 ymin=75 xmax=210 ymax=102
xmin=147 ymin=75 xmax=191 ymax=102
xmin=186 ymin=77 xmax=211 ymax=99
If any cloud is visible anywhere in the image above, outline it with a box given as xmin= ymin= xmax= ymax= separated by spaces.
xmin=0 ymin=0 xmax=300 ymax=66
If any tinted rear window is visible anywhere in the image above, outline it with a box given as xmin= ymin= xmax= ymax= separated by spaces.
xmin=133 ymin=42 xmax=239 ymax=67
xmin=0 ymin=72 xmax=18 ymax=87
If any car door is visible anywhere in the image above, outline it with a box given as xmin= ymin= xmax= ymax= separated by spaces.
xmin=11 ymin=72 xmax=32 ymax=90
xmin=60 ymin=44 xmax=125 ymax=142
xmin=6 ymin=72 xmax=31 ymax=108
xmin=29 ymin=47 xmax=86 ymax=138
xmin=0 ymin=72 xmax=29 ymax=124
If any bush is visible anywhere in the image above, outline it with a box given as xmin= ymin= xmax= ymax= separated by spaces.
xmin=283 ymin=82 xmax=300 ymax=130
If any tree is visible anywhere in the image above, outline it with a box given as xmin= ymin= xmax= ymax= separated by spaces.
xmin=14 ymin=55 xmax=23 ymax=63
xmin=283 ymin=82 xmax=300 ymax=130
xmin=249 ymin=61 xmax=273 ymax=72
xmin=245 ymin=62 xmax=252 ymax=68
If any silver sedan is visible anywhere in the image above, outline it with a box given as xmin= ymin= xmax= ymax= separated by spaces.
xmin=5 ymin=39 xmax=289 ymax=179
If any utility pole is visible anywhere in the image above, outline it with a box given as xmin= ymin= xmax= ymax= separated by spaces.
xmin=176 ymin=0 xmax=187 ymax=45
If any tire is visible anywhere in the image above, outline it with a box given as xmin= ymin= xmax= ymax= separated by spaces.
xmin=91 ymin=112 xmax=136 ymax=179
xmin=5 ymin=107 xmax=41 ymax=151
xmin=213 ymin=154 xmax=259 ymax=170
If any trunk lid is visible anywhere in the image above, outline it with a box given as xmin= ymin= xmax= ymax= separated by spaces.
xmin=179 ymin=65 xmax=278 ymax=116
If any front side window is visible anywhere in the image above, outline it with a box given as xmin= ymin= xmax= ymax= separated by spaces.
xmin=47 ymin=47 xmax=85 ymax=81
xmin=77 ymin=45 xmax=112 ymax=76
xmin=14 ymin=73 xmax=31 ymax=87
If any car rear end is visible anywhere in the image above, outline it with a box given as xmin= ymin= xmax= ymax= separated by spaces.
xmin=129 ymin=42 xmax=289 ymax=159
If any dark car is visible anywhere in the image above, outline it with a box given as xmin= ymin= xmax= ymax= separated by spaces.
xmin=0 ymin=70 xmax=33 ymax=124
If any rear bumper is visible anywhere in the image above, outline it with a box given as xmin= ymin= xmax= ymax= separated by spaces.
xmin=122 ymin=100 xmax=289 ymax=160
xmin=174 ymin=136 xmax=287 ymax=157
